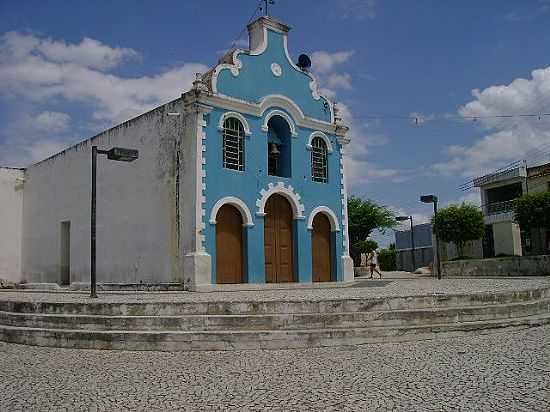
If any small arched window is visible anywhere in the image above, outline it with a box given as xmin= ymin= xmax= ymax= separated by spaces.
xmin=223 ymin=117 xmax=245 ymax=171
xmin=311 ymin=136 xmax=328 ymax=183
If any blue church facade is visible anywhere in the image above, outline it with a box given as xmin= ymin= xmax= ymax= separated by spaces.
xmin=0 ymin=16 xmax=352 ymax=290
xmin=183 ymin=16 xmax=354 ymax=288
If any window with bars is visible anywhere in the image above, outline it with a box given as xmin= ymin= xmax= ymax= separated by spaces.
xmin=311 ymin=136 xmax=328 ymax=183
xmin=222 ymin=117 xmax=245 ymax=171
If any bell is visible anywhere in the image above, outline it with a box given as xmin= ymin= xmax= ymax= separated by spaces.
xmin=269 ymin=143 xmax=280 ymax=156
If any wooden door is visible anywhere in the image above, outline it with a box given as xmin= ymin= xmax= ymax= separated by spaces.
xmin=216 ymin=204 xmax=244 ymax=284
xmin=312 ymin=213 xmax=332 ymax=282
xmin=264 ymin=194 xmax=294 ymax=283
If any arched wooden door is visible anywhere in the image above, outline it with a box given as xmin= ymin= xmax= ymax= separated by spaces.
xmin=312 ymin=213 xmax=332 ymax=282
xmin=216 ymin=204 xmax=244 ymax=284
xmin=264 ymin=194 xmax=294 ymax=283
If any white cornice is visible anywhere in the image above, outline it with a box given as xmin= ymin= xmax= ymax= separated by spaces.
xmin=201 ymin=94 xmax=337 ymax=135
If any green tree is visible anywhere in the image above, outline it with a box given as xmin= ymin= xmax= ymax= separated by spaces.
xmin=432 ymin=203 xmax=485 ymax=257
xmin=513 ymin=191 xmax=550 ymax=230
xmin=353 ymin=239 xmax=378 ymax=255
xmin=347 ymin=196 xmax=397 ymax=245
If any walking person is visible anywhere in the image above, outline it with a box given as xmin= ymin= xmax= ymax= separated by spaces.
xmin=368 ymin=249 xmax=383 ymax=279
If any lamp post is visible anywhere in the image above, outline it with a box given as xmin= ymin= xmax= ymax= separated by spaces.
xmin=396 ymin=215 xmax=415 ymax=272
xmin=91 ymin=146 xmax=139 ymax=298
xmin=420 ymin=194 xmax=441 ymax=280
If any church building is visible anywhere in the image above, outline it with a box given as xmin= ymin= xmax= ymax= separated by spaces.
xmin=0 ymin=16 xmax=353 ymax=291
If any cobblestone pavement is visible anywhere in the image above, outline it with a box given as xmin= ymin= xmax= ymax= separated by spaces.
xmin=1 ymin=326 xmax=549 ymax=411
xmin=1 ymin=277 xmax=550 ymax=304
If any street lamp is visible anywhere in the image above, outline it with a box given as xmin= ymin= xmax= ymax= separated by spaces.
xmin=420 ymin=194 xmax=441 ymax=280
xmin=396 ymin=215 xmax=415 ymax=272
xmin=91 ymin=146 xmax=139 ymax=298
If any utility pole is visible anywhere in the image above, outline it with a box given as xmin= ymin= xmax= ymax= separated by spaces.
xmin=90 ymin=146 xmax=139 ymax=298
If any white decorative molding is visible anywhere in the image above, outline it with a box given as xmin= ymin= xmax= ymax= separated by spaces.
xmin=248 ymin=24 xmax=271 ymax=55
xmin=339 ymin=146 xmax=350 ymax=254
xmin=256 ymin=182 xmax=305 ymax=219
xmin=198 ymin=109 xmax=210 ymax=252
xmin=181 ymin=100 xmax=212 ymax=254
xmin=307 ymin=206 xmax=341 ymax=232
xmin=210 ymin=49 xmax=245 ymax=94
xmin=217 ymin=111 xmax=252 ymax=136
xmin=281 ymin=35 xmax=329 ymax=104
xmin=271 ymin=62 xmax=282 ymax=77
xmin=209 ymin=196 xmax=254 ymax=227
xmin=305 ymin=131 xmax=334 ymax=153
xmin=259 ymin=94 xmax=305 ymax=120
xmin=202 ymin=93 xmax=336 ymax=135
xmin=208 ymin=20 xmax=335 ymax=124
xmin=261 ymin=109 xmax=298 ymax=137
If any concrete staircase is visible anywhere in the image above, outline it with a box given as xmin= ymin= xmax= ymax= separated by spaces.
xmin=0 ymin=288 xmax=549 ymax=351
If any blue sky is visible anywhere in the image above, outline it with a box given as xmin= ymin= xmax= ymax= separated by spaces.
xmin=1 ymin=0 xmax=550 ymax=245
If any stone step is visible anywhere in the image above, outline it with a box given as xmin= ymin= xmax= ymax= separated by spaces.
xmin=1 ymin=299 xmax=548 ymax=332
xmin=1 ymin=287 xmax=548 ymax=316
xmin=1 ymin=312 xmax=549 ymax=351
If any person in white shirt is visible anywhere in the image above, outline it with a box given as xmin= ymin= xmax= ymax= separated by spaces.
xmin=367 ymin=249 xmax=383 ymax=279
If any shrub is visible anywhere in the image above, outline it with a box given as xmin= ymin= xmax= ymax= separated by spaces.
xmin=378 ymin=248 xmax=396 ymax=271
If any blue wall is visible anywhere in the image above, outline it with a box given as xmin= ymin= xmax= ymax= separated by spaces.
xmin=203 ymin=26 xmax=345 ymax=283
xmin=217 ymin=30 xmax=332 ymax=122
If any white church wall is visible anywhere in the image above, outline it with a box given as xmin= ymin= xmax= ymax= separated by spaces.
xmin=21 ymin=99 xmax=185 ymax=285
xmin=0 ymin=167 xmax=24 ymax=283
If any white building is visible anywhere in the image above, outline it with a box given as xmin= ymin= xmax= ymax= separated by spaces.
xmin=474 ymin=162 xmax=550 ymax=257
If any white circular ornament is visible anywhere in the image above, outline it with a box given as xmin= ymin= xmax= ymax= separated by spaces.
xmin=271 ymin=63 xmax=282 ymax=77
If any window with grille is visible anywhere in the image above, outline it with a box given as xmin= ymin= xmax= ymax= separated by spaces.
xmin=311 ymin=136 xmax=328 ymax=183
xmin=222 ymin=117 xmax=245 ymax=171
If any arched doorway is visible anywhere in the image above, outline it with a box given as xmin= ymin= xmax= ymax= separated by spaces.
xmin=312 ymin=213 xmax=332 ymax=282
xmin=216 ymin=204 xmax=244 ymax=284
xmin=264 ymin=194 xmax=294 ymax=282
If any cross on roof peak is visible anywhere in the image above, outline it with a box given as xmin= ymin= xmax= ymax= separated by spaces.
xmin=261 ymin=0 xmax=275 ymax=16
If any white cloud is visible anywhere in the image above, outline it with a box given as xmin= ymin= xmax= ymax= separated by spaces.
xmin=364 ymin=135 xmax=389 ymax=146
xmin=433 ymin=65 xmax=550 ymax=177
xmin=27 ymin=139 xmax=68 ymax=162
xmin=335 ymin=101 xmax=409 ymax=185
xmin=23 ymin=111 xmax=71 ymax=133
xmin=0 ymin=138 xmax=68 ymax=166
xmin=1 ymin=32 xmax=137 ymax=70
xmin=311 ymin=50 xmax=354 ymax=74
xmin=327 ymin=73 xmax=352 ymax=90
xmin=0 ymin=32 xmax=209 ymax=167
xmin=311 ymin=50 xmax=410 ymax=187
xmin=503 ymin=0 xmax=550 ymax=22
xmin=457 ymin=190 xmax=482 ymax=207
xmin=409 ymin=111 xmax=435 ymax=125
xmin=391 ymin=207 xmax=432 ymax=228
xmin=439 ymin=189 xmax=482 ymax=208
xmin=0 ymin=32 xmax=208 ymax=123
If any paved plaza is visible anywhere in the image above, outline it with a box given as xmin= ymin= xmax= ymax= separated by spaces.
xmin=0 ymin=276 xmax=549 ymax=410
xmin=0 ymin=325 xmax=548 ymax=411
